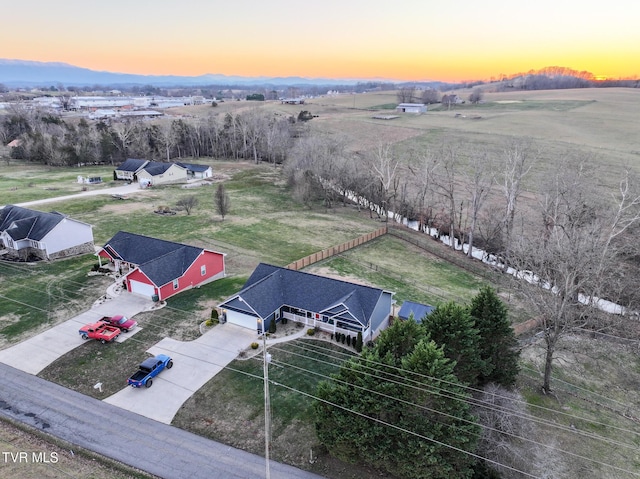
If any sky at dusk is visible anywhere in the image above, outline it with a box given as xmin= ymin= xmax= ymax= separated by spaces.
xmin=2 ymin=0 xmax=639 ymax=82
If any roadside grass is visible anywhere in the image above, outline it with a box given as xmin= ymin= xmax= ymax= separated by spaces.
xmin=171 ymin=338 xmax=382 ymax=477
xmin=0 ymin=256 xmax=112 ymax=345
xmin=0 ymin=417 xmax=154 ymax=479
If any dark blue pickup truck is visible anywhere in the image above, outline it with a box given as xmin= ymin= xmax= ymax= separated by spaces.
xmin=127 ymin=354 xmax=173 ymax=388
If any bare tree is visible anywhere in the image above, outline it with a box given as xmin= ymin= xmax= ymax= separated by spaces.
xmin=468 ymin=87 xmax=484 ymax=104
xmin=397 ymin=86 xmax=416 ymax=103
xmin=421 ymin=88 xmax=440 ymax=105
xmin=176 ymin=195 xmax=199 ymax=215
xmin=499 ymin=140 xmax=537 ymax=249
xmin=369 ymin=143 xmax=400 ymax=221
xmin=214 ymin=183 xmax=230 ymax=220
xmin=464 ymin=150 xmax=494 ymax=258
xmin=508 ymin=161 xmax=640 ymax=393
xmin=431 ymin=142 xmax=461 ymax=248
xmin=111 ymin=120 xmax=137 ymax=159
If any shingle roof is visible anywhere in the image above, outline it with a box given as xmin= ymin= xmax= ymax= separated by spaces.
xmin=101 ymin=231 xmax=203 ymax=287
xmin=115 ymin=158 xmax=148 ymax=172
xmin=175 ymin=162 xmax=211 ymax=173
xmin=0 ymin=205 xmax=65 ymax=241
xmin=141 ymin=161 xmax=186 ymax=176
xmin=398 ymin=300 xmax=435 ymax=322
xmin=222 ymin=263 xmax=385 ymax=328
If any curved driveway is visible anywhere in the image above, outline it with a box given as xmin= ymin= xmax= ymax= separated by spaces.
xmin=0 ymin=363 xmax=324 ymax=479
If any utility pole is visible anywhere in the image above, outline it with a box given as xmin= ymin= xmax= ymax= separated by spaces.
xmin=263 ymin=317 xmax=271 ymax=479
xmin=239 ymin=296 xmax=271 ymax=479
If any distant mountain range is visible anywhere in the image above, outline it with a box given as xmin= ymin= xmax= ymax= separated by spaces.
xmin=0 ymin=59 xmax=384 ymax=88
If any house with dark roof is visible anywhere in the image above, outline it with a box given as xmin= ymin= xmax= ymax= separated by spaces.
xmin=218 ymin=263 xmax=394 ymax=339
xmin=136 ymin=161 xmax=188 ymax=186
xmin=175 ymin=162 xmax=213 ymax=179
xmin=96 ymin=231 xmax=225 ymax=301
xmin=397 ymin=300 xmax=435 ymax=323
xmin=0 ymin=205 xmax=94 ymax=260
xmin=114 ymin=158 xmax=149 ymax=181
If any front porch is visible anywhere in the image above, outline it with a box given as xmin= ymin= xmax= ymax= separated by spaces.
xmin=281 ymin=310 xmax=365 ymax=340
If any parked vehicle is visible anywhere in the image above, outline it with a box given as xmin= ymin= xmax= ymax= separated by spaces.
xmin=127 ymin=354 xmax=173 ymax=388
xmin=100 ymin=315 xmax=137 ymax=332
xmin=79 ymin=322 xmax=120 ymax=343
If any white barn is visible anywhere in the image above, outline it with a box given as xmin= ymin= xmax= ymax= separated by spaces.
xmin=396 ymin=103 xmax=427 ymax=114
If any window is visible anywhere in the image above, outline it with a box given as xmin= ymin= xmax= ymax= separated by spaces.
xmin=173 ymin=279 xmax=179 ymax=290
xmin=201 ymin=265 xmax=206 ymax=276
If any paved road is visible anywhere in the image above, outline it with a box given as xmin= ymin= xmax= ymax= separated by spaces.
xmin=0 ymin=363 xmax=325 ymax=479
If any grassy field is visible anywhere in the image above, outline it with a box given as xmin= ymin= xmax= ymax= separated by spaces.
xmin=3 ymin=87 xmax=640 ymax=478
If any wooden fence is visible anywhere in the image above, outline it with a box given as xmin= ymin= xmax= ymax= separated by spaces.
xmin=286 ymin=226 xmax=388 ymax=271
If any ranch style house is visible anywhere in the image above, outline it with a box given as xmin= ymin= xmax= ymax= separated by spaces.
xmin=219 ymin=263 xmax=394 ymax=340
xmin=97 ymin=231 xmax=225 ymax=301
xmin=0 ymin=205 xmax=94 ymax=260
xmin=114 ymin=158 xmax=212 ymax=186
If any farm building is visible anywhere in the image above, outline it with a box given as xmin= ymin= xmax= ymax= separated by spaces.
xmin=218 ymin=263 xmax=394 ymax=340
xmin=397 ymin=300 xmax=435 ymax=322
xmin=396 ymin=103 xmax=427 ymax=114
xmin=0 ymin=205 xmax=94 ymax=260
xmin=97 ymin=231 xmax=226 ymax=301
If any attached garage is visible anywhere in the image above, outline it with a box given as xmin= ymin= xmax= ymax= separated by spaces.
xmin=225 ymin=311 xmax=257 ymax=331
xmin=129 ymin=280 xmax=156 ymax=298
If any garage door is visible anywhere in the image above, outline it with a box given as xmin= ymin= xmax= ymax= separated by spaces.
xmin=129 ymin=280 xmax=155 ymax=298
xmin=226 ymin=311 xmax=257 ymax=331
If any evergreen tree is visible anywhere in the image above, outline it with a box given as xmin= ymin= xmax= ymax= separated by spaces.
xmin=423 ymin=302 xmax=485 ymax=386
xmin=468 ymin=287 xmax=520 ymax=387
xmin=315 ymin=319 xmax=479 ymax=479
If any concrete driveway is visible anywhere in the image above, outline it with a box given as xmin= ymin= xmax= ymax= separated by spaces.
xmin=104 ymin=323 xmax=257 ymax=423
xmin=0 ymin=291 xmax=152 ymax=374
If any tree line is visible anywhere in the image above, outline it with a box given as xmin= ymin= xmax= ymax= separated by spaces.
xmin=1 ymin=104 xmax=294 ymax=166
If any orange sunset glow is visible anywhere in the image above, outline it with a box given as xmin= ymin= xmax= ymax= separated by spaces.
xmin=2 ymin=0 xmax=639 ymax=82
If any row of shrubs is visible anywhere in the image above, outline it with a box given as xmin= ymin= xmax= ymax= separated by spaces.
xmin=331 ymin=331 xmax=363 ymax=352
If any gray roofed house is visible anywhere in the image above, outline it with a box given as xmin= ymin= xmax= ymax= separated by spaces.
xmin=397 ymin=300 xmax=435 ymax=323
xmin=114 ymin=158 xmax=149 ymax=181
xmin=136 ymin=161 xmax=188 ymax=187
xmin=0 ymin=205 xmax=94 ymax=260
xmin=175 ymin=161 xmax=213 ymax=179
xmin=97 ymin=231 xmax=225 ymax=301
xmin=219 ymin=263 xmax=394 ymax=339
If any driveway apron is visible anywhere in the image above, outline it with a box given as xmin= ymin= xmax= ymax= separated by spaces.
xmin=0 ymin=292 xmax=151 ymax=374
xmin=104 ymin=323 xmax=257 ymax=424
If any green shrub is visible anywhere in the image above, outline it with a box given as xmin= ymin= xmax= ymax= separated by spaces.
xmin=347 ymin=335 xmax=352 ymax=346
xmin=205 ymin=319 xmax=214 ymax=327
xmin=307 ymin=328 xmax=315 ymax=336
xmin=269 ymin=319 xmax=277 ymax=334
xmin=211 ymin=309 xmax=219 ymax=320
xmin=251 ymin=342 xmax=259 ymax=349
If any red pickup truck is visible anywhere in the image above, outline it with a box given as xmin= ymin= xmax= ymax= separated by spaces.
xmin=79 ymin=322 xmax=120 ymax=344
xmin=100 ymin=315 xmax=137 ymax=332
